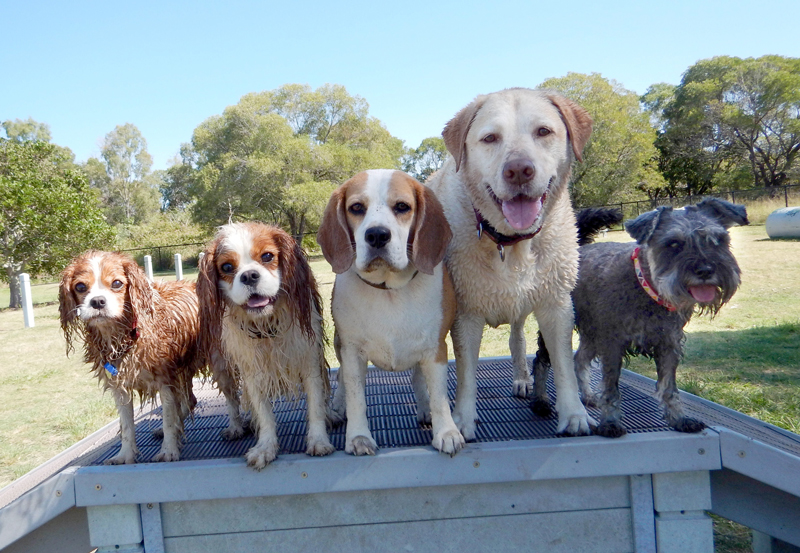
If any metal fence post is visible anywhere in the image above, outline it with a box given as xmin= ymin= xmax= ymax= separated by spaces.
xmin=143 ymin=255 xmax=154 ymax=282
xmin=174 ymin=254 xmax=183 ymax=281
xmin=20 ymin=273 xmax=35 ymax=328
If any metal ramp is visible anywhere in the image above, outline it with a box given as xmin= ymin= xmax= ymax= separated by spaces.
xmin=2 ymin=358 xmax=799 ymax=552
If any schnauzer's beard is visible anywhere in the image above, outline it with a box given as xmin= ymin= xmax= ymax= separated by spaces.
xmin=647 ymin=249 xmax=741 ymax=317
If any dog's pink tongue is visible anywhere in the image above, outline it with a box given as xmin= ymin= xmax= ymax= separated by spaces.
xmin=689 ymin=285 xmax=717 ymax=303
xmin=247 ymin=295 xmax=271 ymax=309
xmin=501 ymin=196 xmax=542 ymax=230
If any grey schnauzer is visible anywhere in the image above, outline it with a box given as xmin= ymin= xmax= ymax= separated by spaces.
xmin=532 ymin=198 xmax=748 ymax=438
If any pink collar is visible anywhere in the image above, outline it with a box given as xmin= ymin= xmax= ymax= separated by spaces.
xmin=631 ymin=247 xmax=676 ymax=312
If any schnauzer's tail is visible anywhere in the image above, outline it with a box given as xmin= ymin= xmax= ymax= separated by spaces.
xmin=576 ymin=207 xmax=623 ymax=246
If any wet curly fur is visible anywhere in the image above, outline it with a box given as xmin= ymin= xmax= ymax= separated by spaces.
xmin=531 ymin=199 xmax=748 ymax=437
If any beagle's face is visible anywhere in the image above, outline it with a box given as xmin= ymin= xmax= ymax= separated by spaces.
xmin=343 ymin=169 xmax=419 ymax=274
xmin=68 ymin=253 xmax=129 ymax=322
xmin=212 ymin=223 xmax=283 ymax=317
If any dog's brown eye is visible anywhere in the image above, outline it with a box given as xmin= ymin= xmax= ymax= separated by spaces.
xmin=221 ymin=262 xmax=234 ymax=273
xmin=111 ymin=280 xmax=124 ymax=289
xmin=537 ymin=127 xmax=551 ymax=137
xmin=394 ymin=202 xmax=411 ymax=214
xmin=348 ymin=203 xmax=366 ymax=216
xmin=75 ymin=282 xmax=87 ymax=293
xmin=482 ymin=134 xmax=497 ymax=143
xmin=261 ymin=252 xmax=274 ymax=263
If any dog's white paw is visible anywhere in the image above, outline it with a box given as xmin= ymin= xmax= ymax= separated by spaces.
xmin=432 ymin=428 xmax=465 ymax=457
xmin=452 ymin=409 xmax=478 ymax=441
xmin=104 ymin=450 xmax=137 ymax=465
xmin=154 ymin=446 xmax=181 ymax=463
xmin=246 ymin=441 xmax=279 ymax=470
xmin=306 ymin=437 xmax=335 ymax=457
xmin=417 ymin=407 xmax=432 ymax=426
xmin=346 ymin=435 xmax=377 ymax=456
xmin=556 ymin=411 xmax=596 ymax=436
xmin=512 ymin=377 xmax=534 ymax=398
xmin=221 ymin=423 xmax=247 ymax=441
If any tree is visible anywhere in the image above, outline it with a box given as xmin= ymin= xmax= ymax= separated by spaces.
xmin=2 ymin=118 xmax=52 ymax=143
xmin=402 ymin=137 xmax=447 ymax=183
xmin=649 ymin=56 xmax=800 ymax=195
xmin=0 ymin=139 xmax=114 ymax=308
xmin=538 ymin=73 xmax=665 ymax=206
xmin=177 ymin=84 xmax=405 ymax=239
xmin=89 ymin=123 xmax=160 ymax=225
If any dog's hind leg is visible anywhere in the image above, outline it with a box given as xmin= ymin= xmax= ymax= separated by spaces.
xmin=594 ymin=348 xmax=627 ymax=438
xmin=211 ymin=351 xmax=247 ymax=440
xmin=574 ymin=342 xmax=599 ymax=408
xmin=105 ymin=388 xmax=138 ymax=465
xmin=411 ymin=366 xmax=432 ymax=425
xmin=510 ymin=316 xmax=533 ymax=398
xmin=536 ymin=301 xmax=594 ymax=436
xmin=451 ymin=312 xmax=485 ymax=441
xmin=655 ymin=349 xmax=707 ymax=433
xmin=530 ymin=331 xmax=553 ymax=417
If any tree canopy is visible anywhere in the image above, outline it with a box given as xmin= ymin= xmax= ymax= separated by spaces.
xmin=538 ymin=73 xmax=665 ymax=206
xmin=402 ymin=137 xmax=447 ymax=183
xmin=645 ymin=55 xmax=800 ymax=196
xmin=169 ymin=84 xmax=405 ymax=239
xmin=0 ymin=139 xmax=114 ymax=308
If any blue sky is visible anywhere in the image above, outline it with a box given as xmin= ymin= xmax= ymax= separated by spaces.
xmin=3 ymin=0 xmax=799 ymax=171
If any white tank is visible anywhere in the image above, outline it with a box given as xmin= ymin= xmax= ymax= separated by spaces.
xmin=766 ymin=207 xmax=800 ymax=238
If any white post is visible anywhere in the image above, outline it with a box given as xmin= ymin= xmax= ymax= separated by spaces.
xmin=174 ymin=254 xmax=183 ymax=281
xmin=143 ymin=255 xmax=153 ymax=282
xmin=198 ymin=252 xmax=205 ymax=267
xmin=20 ymin=273 xmax=35 ymax=328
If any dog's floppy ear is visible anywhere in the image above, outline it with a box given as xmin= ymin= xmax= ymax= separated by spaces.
xmin=695 ymin=198 xmax=750 ymax=228
xmin=442 ymin=95 xmax=486 ymax=172
xmin=122 ymin=254 xmax=153 ymax=330
xmin=197 ymin=238 xmax=225 ymax=357
xmin=273 ymin=229 xmax=317 ymax=341
xmin=318 ymin=185 xmax=355 ymax=274
xmin=411 ymin=182 xmax=452 ymax=275
xmin=59 ymin=256 xmax=82 ymax=355
xmin=625 ymin=207 xmax=671 ymax=245
xmin=546 ymin=93 xmax=593 ymax=163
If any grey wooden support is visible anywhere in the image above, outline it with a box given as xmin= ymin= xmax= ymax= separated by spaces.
xmin=86 ymin=504 xmax=143 ymax=553
xmin=754 ymin=531 xmax=800 ymax=553
xmin=20 ymin=273 xmax=34 ymax=328
xmin=143 ymin=255 xmax=153 ymax=281
xmin=174 ymin=254 xmax=183 ymax=281
xmin=652 ymin=471 xmax=714 ymax=553
xmin=629 ymin=474 xmax=656 ymax=553
xmin=140 ymin=502 xmax=165 ymax=553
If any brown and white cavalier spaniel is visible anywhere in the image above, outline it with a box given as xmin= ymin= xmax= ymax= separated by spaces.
xmin=59 ymin=250 xmax=244 ymax=464
xmin=197 ymin=223 xmax=334 ymax=469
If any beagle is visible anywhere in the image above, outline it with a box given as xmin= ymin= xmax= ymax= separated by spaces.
xmin=318 ymin=169 xmax=465 ymax=456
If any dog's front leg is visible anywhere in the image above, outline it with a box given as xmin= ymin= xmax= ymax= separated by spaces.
xmin=302 ymin=369 xmax=335 ymax=457
xmin=105 ymin=387 xmax=138 ymax=465
xmin=536 ymin=301 xmax=594 ymax=436
xmin=510 ymin=316 xmax=533 ymax=397
xmin=245 ymin=394 xmax=280 ymax=469
xmin=451 ymin=312 xmax=484 ymax=441
xmin=154 ymin=385 xmax=183 ymax=462
xmin=655 ymin=349 xmax=707 ymax=433
xmin=211 ymin=351 xmax=246 ymax=441
xmin=341 ymin=346 xmax=377 ymax=455
xmin=420 ymin=356 xmax=464 ymax=456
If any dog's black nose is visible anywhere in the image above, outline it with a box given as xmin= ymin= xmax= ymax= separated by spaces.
xmin=240 ymin=270 xmax=261 ymax=285
xmin=695 ymin=264 xmax=714 ymax=279
xmin=89 ymin=297 xmax=106 ymax=309
xmin=365 ymin=226 xmax=391 ymax=249
xmin=503 ymin=158 xmax=535 ymax=186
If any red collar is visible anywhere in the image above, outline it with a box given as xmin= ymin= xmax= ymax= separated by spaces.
xmin=631 ymin=247 xmax=676 ymax=312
